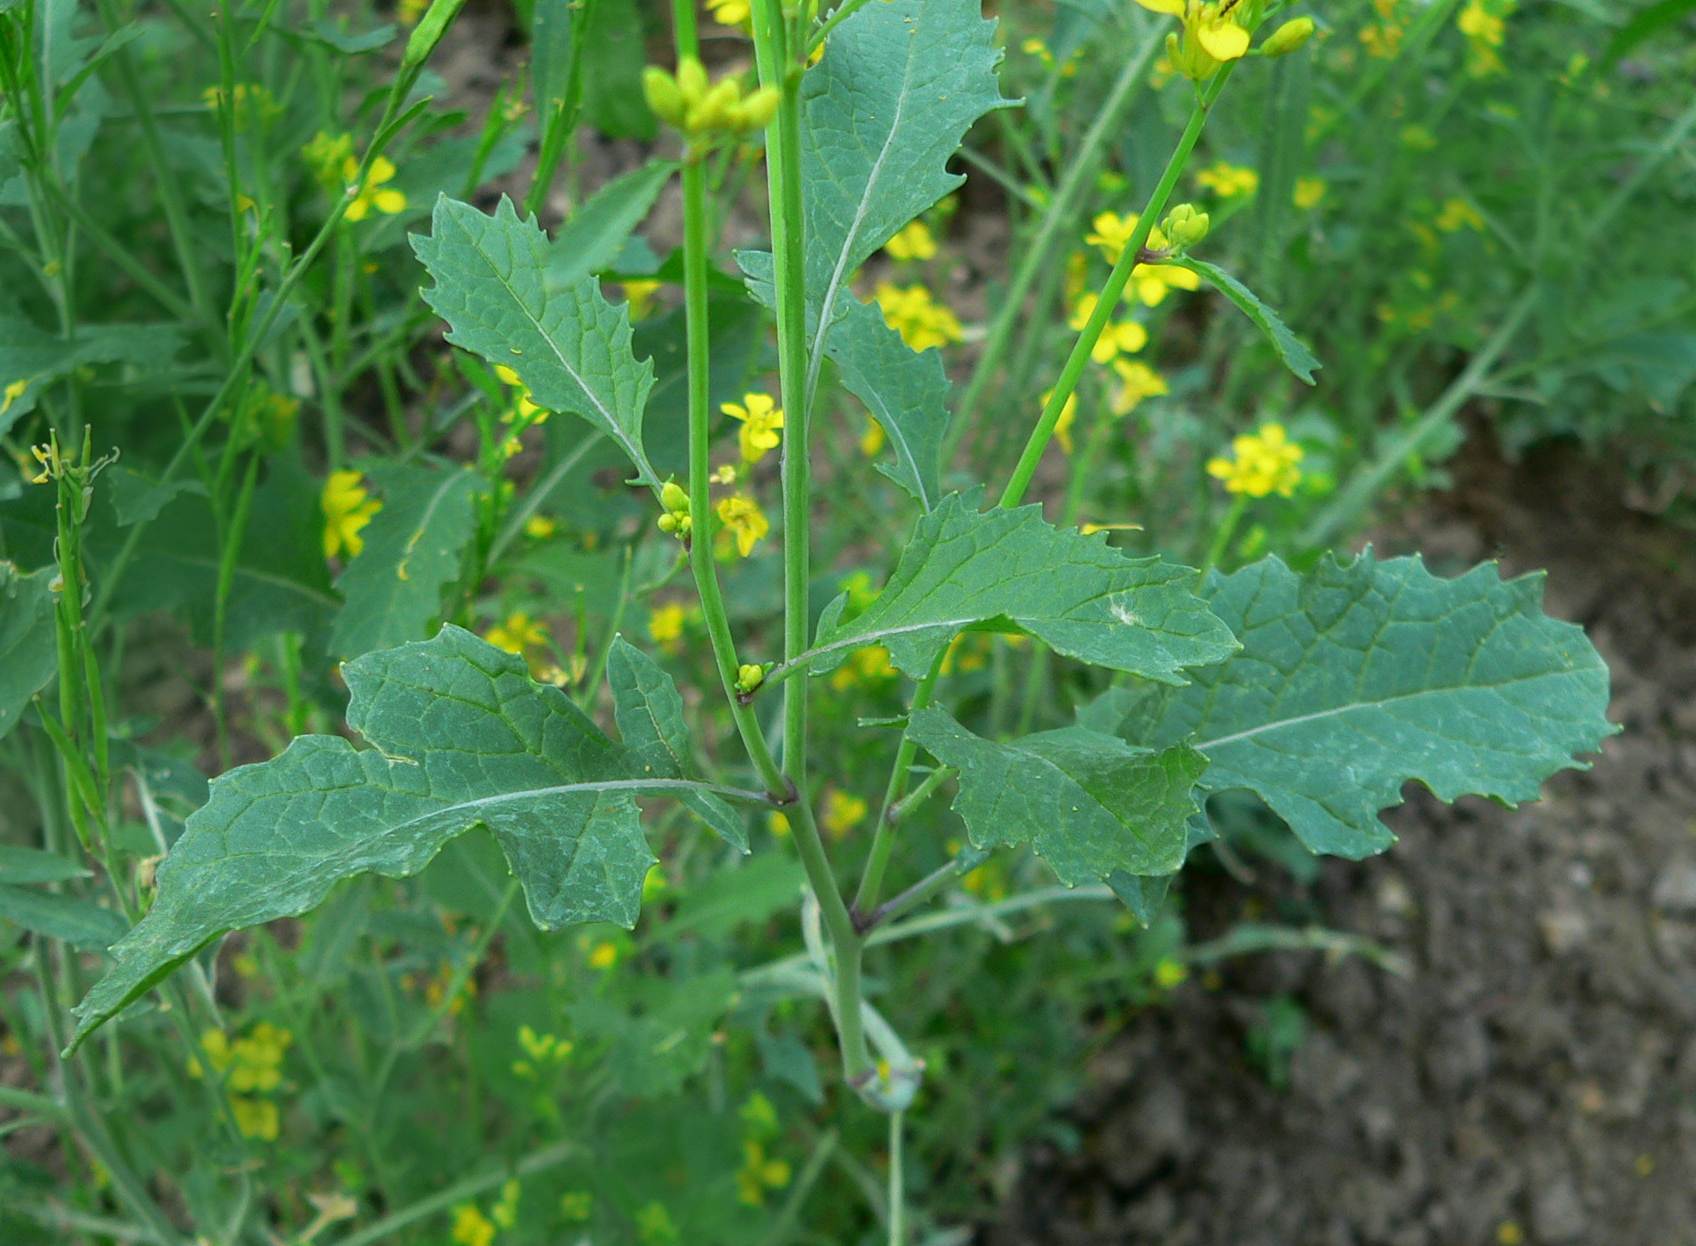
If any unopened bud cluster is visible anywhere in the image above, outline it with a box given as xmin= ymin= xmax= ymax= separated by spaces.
xmin=643 ymin=57 xmax=779 ymax=144
xmin=657 ymin=479 xmax=692 ymax=538
xmin=1161 ymin=203 xmax=1210 ymax=249
xmin=1259 ymin=16 xmax=1316 ymax=57
xmin=736 ymin=663 xmax=767 ymax=694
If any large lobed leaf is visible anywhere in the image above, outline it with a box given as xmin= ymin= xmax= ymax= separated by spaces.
xmin=1081 ymin=551 xmax=1616 ymax=860
xmin=69 ymin=627 xmax=742 ymax=1050
xmin=804 ymin=492 xmax=1238 ymax=684
xmin=906 ymin=708 xmax=1207 ymax=884
xmin=412 ymin=195 xmax=660 ymax=489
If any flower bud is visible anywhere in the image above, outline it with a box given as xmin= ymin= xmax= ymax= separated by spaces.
xmin=658 ymin=512 xmax=679 ymax=533
xmin=735 ymin=86 xmax=780 ymax=132
xmin=1162 ymin=202 xmax=1210 ymax=248
xmin=642 ymin=67 xmax=686 ymax=125
xmin=676 ymin=56 xmax=709 ymax=104
xmin=1260 ymin=17 xmax=1315 ymax=57
xmin=736 ymin=663 xmax=766 ymax=693
xmin=685 ymin=79 xmax=740 ymax=135
xmin=660 ymin=480 xmax=690 ymax=514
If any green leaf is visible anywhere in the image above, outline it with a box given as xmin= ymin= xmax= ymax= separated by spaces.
xmin=804 ymin=492 xmax=1238 ymax=683
xmin=1173 ymin=257 xmax=1320 ymax=385
xmin=0 ymin=884 xmax=128 ymax=950
xmin=547 ymin=161 xmax=676 ymax=291
xmin=69 ymin=626 xmax=755 ymax=1050
xmin=800 ymin=0 xmax=1012 ymax=337
xmin=0 ymin=844 xmax=90 ymax=885
xmin=330 ymin=462 xmax=479 ymax=659
xmin=607 ymin=637 xmax=748 ymax=852
xmin=742 ymin=251 xmax=947 ymax=509
xmin=531 ymin=0 xmax=575 ymax=113
xmin=576 ymin=0 xmax=654 ymax=140
xmin=905 ymin=708 xmax=1207 ymax=883
xmin=0 ymin=317 xmax=185 ymax=437
xmin=1081 ymin=551 xmax=1616 ymax=860
xmin=412 ymin=195 xmax=660 ymax=489
xmin=0 ymin=562 xmax=56 ymax=743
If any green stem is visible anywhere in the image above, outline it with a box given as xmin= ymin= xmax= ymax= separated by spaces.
xmin=852 ymin=660 xmax=940 ymax=915
xmin=947 ymin=28 xmax=1161 ymax=463
xmin=1199 ymin=492 xmax=1247 ymax=580
xmin=888 ymin=1110 xmax=906 ymax=1246
xmin=999 ymin=67 xmax=1234 ymax=510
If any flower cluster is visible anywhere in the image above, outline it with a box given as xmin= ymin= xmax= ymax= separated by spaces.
xmin=736 ymin=1093 xmax=793 ymax=1206
xmin=187 ymin=1022 xmax=293 ymax=1140
xmin=1135 ymin=0 xmax=1250 ymax=80
xmin=1206 ymin=422 xmax=1305 ymax=497
xmin=1196 ymin=161 xmax=1259 ymax=199
xmin=642 ymin=57 xmax=778 ymax=140
xmin=1083 ymin=212 xmax=1201 ymax=307
xmin=723 ymin=391 xmax=784 ymax=464
xmin=873 ymin=281 xmax=963 ymax=352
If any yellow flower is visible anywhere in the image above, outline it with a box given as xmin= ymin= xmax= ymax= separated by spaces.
xmin=722 ymin=392 xmax=784 ymax=463
xmin=1042 ymin=388 xmax=1080 ymax=454
xmin=1084 ymin=213 xmax=1200 ymax=307
xmin=623 ymin=278 xmax=662 ymax=320
xmin=524 ymin=514 xmax=557 ymax=539
xmin=767 ymin=811 xmax=791 ymax=837
xmin=1084 ymin=211 xmax=1140 ymax=262
xmin=1135 ymin=0 xmax=1251 ymax=79
xmin=1069 ymin=295 xmax=1148 ymax=363
xmin=587 ymin=940 xmax=619 ymax=970
xmin=230 ymin=1096 xmax=280 ymax=1141
xmin=1434 ymin=197 xmax=1484 ymax=233
xmin=860 ymin=417 xmax=885 ymax=457
xmin=322 ymin=470 xmax=381 ymax=560
xmin=485 ymin=611 xmax=548 ymax=654
xmin=1110 ymin=360 xmax=1170 ymax=415
xmin=1196 ymin=161 xmax=1259 ymax=199
xmin=822 ymin=789 xmax=868 ymax=839
xmin=450 ymin=1203 xmax=496 ymax=1246
xmin=342 ymin=154 xmax=407 ymax=222
xmin=715 ymin=494 xmax=769 ymax=558
xmin=1 ymin=378 xmax=29 ymax=418
xmin=706 ymin=0 xmax=749 ymax=25
xmin=648 ymin=602 xmax=689 ymax=654
xmin=1292 ymin=177 xmax=1327 ymax=209
xmin=1206 ymin=422 xmax=1304 ymax=497
xmin=494 ymin=364 xmax=548 ymax=423
xmin=830 ymin=645 xmax=895 ymax=691
xmin=735 ymin=1139 xmax=792 ymax=1206
xmin=1458 ymin=0 xmax=1509 ymax=75
xmin=884 ymin=220 xmax=937 ymax=261
xmin=872 ymin=282 xmax=963 ymax=352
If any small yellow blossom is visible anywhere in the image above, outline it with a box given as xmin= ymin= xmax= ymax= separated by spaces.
xmin=1206 ymin=422 xmax=1304 ymax=497
xmin=398 ymin=0 xmax=428 ymax=23
xmin=884 ymin=220 xmax=937 ymax=261
xmin=1084 ymin=212 xmax=1200 ymax=306
xmin=1154 ymin=958 xmax=1189 ymax=989
xmin=1458 ymin=0 xmax=1509 ymax=76
xmin=587 ymin=940 xmax=619 ymax=970
xmin=872 ymin=282 xmax=963 ymax=352
xmin=1043 ymin=388 xmax=1080 ymax=455
xmin=524 ymin=514 xmax=557 ymax=540
xmin=495 ymin=365 xmax=548 ymax=423
xmin=712 ymin=463 xmax=737 ymax=484
xmin=1135 ymin=0 xmax=1251 ymax=79
xmin=230 ymin=1096 xmax=280 ymax=1140
xmin=1109 ymin=359 xmax=1169 ymax=415
xmin=1196 ymin=161 xmax=1259 ymax=199
xmin=715 ymin=494 xmax=769 ymax=558
xmin=450 ymin=1203 xmax=496 ymax=1246
xmin=1 ymin=378 xmax=28 ymax=418
xmin=860 ymin=417 xmax=886 ymax=457
xmin=485 ymin=611 xmax=548 ymax=655
xmin=623 ymin=279 xmax=662 ymax=320
xmin=342 ymin=155 xmax=407 ymax=222
xmin=706 ymin=0 xmax=749 ymax=25
xmin=735 ymin=1139 xmax=792 ymax=1206
xmin=830 ymin=645 xmax=895 ymax=691
xmin=322 ymin=470 xmax=381 ymax=560
xmin=1434 ymin=197 xmax=1484 ymax=233
xmin=648 ymin=602 xmax=689 ymax=654
xmin=1292 ymin=177 xmax=1327 ymax=209
xmin=822 ymin=789 xmax=869 ymax=839
xmin=1069 ymin=294 xmax=1148 ymax=363
xmin=767 ymin=811 xmax=791 ymax=837
xmin=722 ymin=392 xmax=784 ymax=463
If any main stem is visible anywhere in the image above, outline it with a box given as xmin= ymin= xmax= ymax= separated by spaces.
xmin=999 ymin=68 xmax=1233 ymax=510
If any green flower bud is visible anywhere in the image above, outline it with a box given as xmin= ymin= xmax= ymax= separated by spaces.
xmin=736 ymin=663 xmax=766 ymax=693
xmin=685 ymin=79 xmax=740 ymax=135
xmin=660 ymin=480 xmax=690 ymax=514
xmin=676 ymin=56 xmax=709 ymax=105
xmin=734 ymin=86 xmax=781 ymax=132
xmin=1162 ymin=202 xmax=1210 ymax=248
xmin=657 ymin=512 xmax=679 ymax=533
xmin=642 ymin=67 xmax=685 ymax=126
xmin=1260 ymin=16 xmax=1315 ymax=57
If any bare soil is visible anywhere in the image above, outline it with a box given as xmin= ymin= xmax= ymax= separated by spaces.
xmin=991 ymin=439 xmax=1696 ymax=1245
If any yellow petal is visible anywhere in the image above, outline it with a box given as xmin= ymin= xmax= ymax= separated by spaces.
xmin=1196 ymin=17 xmax=1250 ymax=62
xmin=1134 ymin=0 xmax=1188 ymax=14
